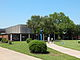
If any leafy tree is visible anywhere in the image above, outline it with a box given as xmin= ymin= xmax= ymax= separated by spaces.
xmin=27 ymin=15 xmax=41 ymax=33
xmin=74 ymin=25 xmax=80 ymax=39
xmin=27 ymin=12 xmax=76 ymax=40
xmin=49 ymin=12 xmax=76 ymax=40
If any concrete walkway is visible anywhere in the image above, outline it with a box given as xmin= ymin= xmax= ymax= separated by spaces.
xmin=0 ymin=47 xmax=41 ymax=60
xmin=47 ymin=43 xmax=80 ymax=58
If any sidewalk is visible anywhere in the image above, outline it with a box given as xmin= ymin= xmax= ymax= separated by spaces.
xmin=0 ymin=47 xmax=41 ymax=60
xmin=47 ymin=43 xmax=80 ymax=58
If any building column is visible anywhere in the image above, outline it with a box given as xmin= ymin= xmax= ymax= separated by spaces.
xmin=28 ymin=34 xmax=30 ymax=38
xmin=10 ymin=34 xmax=12 ymax=41
xmin=20 ymin=34 xmax=22 ymax=41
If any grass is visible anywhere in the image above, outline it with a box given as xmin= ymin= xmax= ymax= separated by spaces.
xmin=54 ymin=40 xmax=80 ymax=51
xmin=0 ymin=41 xmax=79 ymax=60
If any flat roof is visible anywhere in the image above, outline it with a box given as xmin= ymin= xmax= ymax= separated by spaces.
xmin=5 ymin=24 xmax=27 ymax=29
xmin=5 ymin=24 xmax=32 ymax=34
xmin=0 ymin=29 xmax=5 ymax=33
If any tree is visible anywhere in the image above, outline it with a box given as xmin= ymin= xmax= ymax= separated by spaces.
xmin=27 ymin=12 xmax=76 ymax=40
xmin=49 ymin=12 xmax=76 ymax=40
xmin=74 ymin=25 xmax=80 ymax=40
xmin=27 ymin=15 xmax=41 ymax=34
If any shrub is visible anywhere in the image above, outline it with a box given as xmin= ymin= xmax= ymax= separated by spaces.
xmin=29 ymin=40 xmax=47 ymax=53
xmin=58 ymin=36 xmax=61 ymax=40
xmin=26 ymin=38 xmax=32 ymax=43
xmin=8 ymin=40 xmax=12 ymax=44
xmin=1 ymin=38 xmax=8 ymax=43
xmin=78 ymin=41 xmax=80 ymax=43
xmin=0 ymin=38 xmax=2 ymax=41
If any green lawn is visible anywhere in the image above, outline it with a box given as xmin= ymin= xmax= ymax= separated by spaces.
xmin=0 ymin=41 xmax=79 ymax=60
xmin=54 ymin=40 xmax=80 ymax=51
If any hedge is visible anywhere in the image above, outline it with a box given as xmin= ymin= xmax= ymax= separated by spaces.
xmin=29 ymin=40 xmax=47 ymax=53
xmin=26 ymin=38 xmax=32 ymax=43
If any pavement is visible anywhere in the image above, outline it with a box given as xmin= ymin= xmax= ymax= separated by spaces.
xmin=0 ymin=47 xmax=41 ymax=60
xmin=47 ymin=42 xmax=80 ymax=58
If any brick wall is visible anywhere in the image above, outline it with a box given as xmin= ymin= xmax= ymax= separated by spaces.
xmin=0 ymin=35 xmax=9 ymax=40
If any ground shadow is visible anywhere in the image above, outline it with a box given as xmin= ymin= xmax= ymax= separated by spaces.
xmin=31 ymin=51 xmax=50 ymax=54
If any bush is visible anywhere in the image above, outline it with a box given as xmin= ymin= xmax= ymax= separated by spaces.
xmin=58 ymin=36 xmax=61 ymax=40
xmin=1 ymin=38 xmax=8 ymax=43
xmin=29 ymin=40 xmax=47 ymax=53
xmin=78 ymin=41 xmax=80 ymax=43
xmin=0 ymin=38 xmax=2 ymax=41
xmin=8 ymin=40 xmax=12 ymax=44
xmin=26 ymin=38 xmax=32 ymax=43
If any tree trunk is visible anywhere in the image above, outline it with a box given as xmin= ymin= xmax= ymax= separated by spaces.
xmin=72 ymin=35 xmax=73 ymax=40
xmin=54 ymin=33 xmax=55 ymax=40
xmin=63 ymin=34 xmax=64 ymax=40
xmin=77 ymin=33 xmax=78 ymax=40
xmin=43 ymin=34 xmax=44 ymax=41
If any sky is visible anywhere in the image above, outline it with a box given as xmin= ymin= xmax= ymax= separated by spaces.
xmin=0 ymin=0 xmax=80 ymax=28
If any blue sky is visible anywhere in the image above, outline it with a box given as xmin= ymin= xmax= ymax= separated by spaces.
xmin=0 ymin=0 xmax=80 ymax=28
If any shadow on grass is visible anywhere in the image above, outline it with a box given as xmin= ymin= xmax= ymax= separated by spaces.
xmin=54 ymin=40 xmax=62 ymax=42
xmin=30 ymin=51 xmax=50 ymax=54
